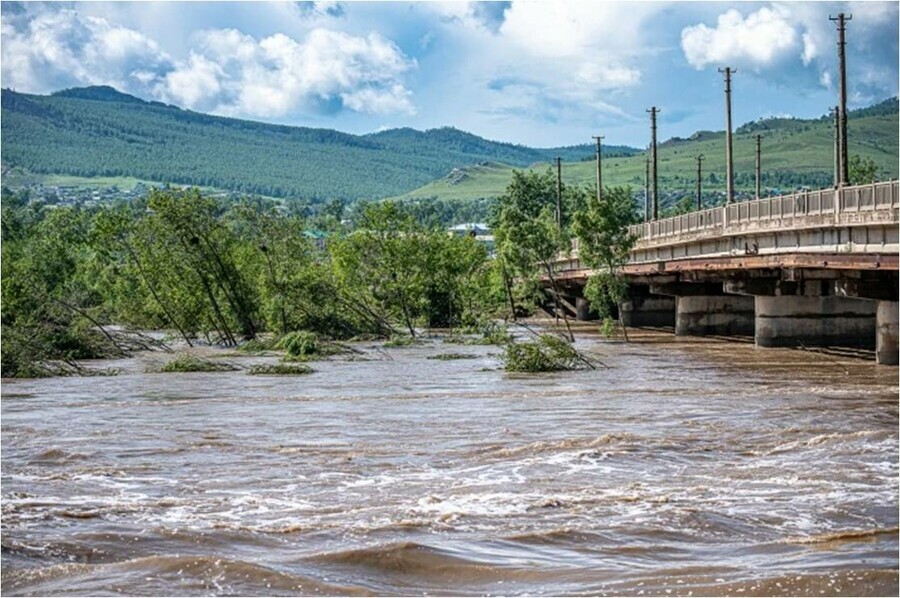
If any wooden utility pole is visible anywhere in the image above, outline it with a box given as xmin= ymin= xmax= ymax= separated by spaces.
xmin=832 ymin=105 xmax=840 ymax=187
xmin=830 ymin=13 xmax=851 ymax=185
xmin=647 ymin=107 xmax=659 ymax=220
xmin=754 ymin=134 xmax=762 ymax=199
xmin=718 ymin=67 xmax=736 ymax=204
xmin=644 ymin=156 xmax=650 ymax=222
xmin=696 ymin=154 xmax=704 ymax=210
xmin=592 ymin=135 xmax=604 ymax=202
xmin=555 ymin=156 xmax=563 ymax=229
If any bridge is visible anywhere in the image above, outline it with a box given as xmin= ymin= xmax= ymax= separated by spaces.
xmin=550 ymin=180 xmax=899 ymax=365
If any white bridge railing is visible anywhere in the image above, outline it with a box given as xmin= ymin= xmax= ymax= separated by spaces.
xmin=629 ymin=180 xmax=899 ymax=243
xmin=559 ymin=181 xmax=898 ymax=274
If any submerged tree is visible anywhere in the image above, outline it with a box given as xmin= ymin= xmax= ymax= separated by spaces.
xmin=572 ymin=185 xmax=639 ymax=339
xmin=491 ymin=169 xmax=584 ymax=333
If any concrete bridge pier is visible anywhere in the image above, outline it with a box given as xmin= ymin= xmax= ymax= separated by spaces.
xmin=649 ymin=282 xmax=754 ymax=337
xmin=620 ymin=286 xmax=675 ymax=328
xmin=753 ymin=295 xmax=876 ymax=349
xmin=876 ymin=301 xmax=899 ymax=365
xmin=674 ymin=295 xmax=756 ymax=337
xmin=575 ymin=297 xmax=592 ymax=321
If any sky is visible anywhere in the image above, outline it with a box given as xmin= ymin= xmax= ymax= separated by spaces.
xmin=1 ymin=1 xmax=897 ymax=148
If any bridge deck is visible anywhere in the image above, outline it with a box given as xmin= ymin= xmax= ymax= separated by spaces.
xmin=556 ymin=181 xmax=899 ymax=278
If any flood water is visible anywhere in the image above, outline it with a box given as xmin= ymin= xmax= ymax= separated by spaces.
xmin=2 ymin=326 xmax=898 ymax=596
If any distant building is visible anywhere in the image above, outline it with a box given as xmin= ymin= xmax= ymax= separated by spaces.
xmin=448 ymin=222 xmax=494 ymax=256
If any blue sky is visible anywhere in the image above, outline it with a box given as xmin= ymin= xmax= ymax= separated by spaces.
xmin=2 ymin=1 xmax=897 ymax=147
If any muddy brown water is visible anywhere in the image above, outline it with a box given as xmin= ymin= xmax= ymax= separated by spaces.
xmin=2 ymin=327 xmax=898 ymax=596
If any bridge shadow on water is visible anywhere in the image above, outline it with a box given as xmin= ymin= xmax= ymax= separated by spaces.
xmin=541 ymin=320 xmax=879 ymax=362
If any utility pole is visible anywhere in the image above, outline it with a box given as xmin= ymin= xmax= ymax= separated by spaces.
xmin=696 ymin=154 xmax=704 ymax=210
xmin=644 ymin=156 xmax=650 ymax=222
xmin=755 ymin=134 xmax=762 ymax=199
xmin=592 ymin=135 xmax=604 ymax=202
xmin=647 ymin=107 xmax=659 ymax=220
xmin=832 ymin=105 xmax=840 ymax=187
xmin=718 ymin=66 xmax=736 ymax=204
xmin=830 ymin=13 xmax=851 ymax=185
xmin=555 ymin=156 xmax=563 ymax=229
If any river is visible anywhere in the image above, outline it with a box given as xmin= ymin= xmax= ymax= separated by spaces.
xmin=2 ymin=327 xmax=898 ymax=596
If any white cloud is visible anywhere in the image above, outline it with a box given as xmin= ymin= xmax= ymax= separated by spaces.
xmin=461 ymin=1 xmax=659 ymax=127
xmin=681 ymin=5 xmax=799 ymax=70
xmin=2 ymin=6 xmax=417 ymax=119
xmin=160 ymin=53 xmax=223 ymax=109
xmin=156 ymin=27 xmax=416 ymax=117
xmin=0 ymin=8 xmax=172 ymax=94
xmin=801 ymin=31 xmax=817 ymax=66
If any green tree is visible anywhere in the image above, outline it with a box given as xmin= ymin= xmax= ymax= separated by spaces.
xmin=848 ymin=154 xmax=879 ymax=184
xmin=572 ymin=186 xmax=639 ymax=339
xmin=492 ymin=169 xmax=576 ymax=335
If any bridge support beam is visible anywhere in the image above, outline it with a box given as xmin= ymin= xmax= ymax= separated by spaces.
xmin=876 ymin=301 xmax=898 ymax=365
xmin=754 ymin=296 xmax=876 ymax=349
xmin=675 ymin=295 xmax=755 ymax=337
xmin=576 ymin=297 xmax=592 ymax=321
xmin=620 ymin=295 xmax=675 ymax=328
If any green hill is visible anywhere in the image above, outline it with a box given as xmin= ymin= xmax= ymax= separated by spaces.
xmin=395 ymin=99 xmax=899 ymax=203
xmin=0 ymin=86 xmax=636 ymax=201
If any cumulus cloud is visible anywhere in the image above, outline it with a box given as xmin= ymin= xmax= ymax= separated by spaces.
xmin=681 ymin=5 xmax=799 ymax=70
xmin=1 ymin=5 xmax=417 ymax=119
xmin=157 ymin=28 xmax=415 ymax=117
xmin=680 ymin=2 xmax=898 ymax=104
xmin=0 ymin=7 xmax=172 ymax=94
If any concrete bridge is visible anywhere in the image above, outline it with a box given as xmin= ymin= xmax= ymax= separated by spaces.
xmin=550 ymin=180 xmax=899 ymax=365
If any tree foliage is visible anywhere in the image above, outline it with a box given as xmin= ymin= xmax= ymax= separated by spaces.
xmin=1 ymin=187 xmax=503 ymax=376
xmin=572 ymin=186 xmax=639 ymax=332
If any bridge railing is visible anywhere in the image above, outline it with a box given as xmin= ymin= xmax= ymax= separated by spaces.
xmin=629 ymin=180 xmax=898 ymax=243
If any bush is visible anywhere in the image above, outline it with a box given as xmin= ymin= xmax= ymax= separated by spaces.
xmin=444 ymin=322 xmax=511 ymax=346
xmin=247 ymin=363 xmax=314 ymax=375
xmin=427 ymin=352 xmax=480 ymax=360
xmin=275 ymin=331 xmax=319 ymax=358
xmin=237 ymin=336 xmax=279 ymax=353
xmin=158 ymin=353 xmax=237 ymax=373
xmin=383 ymin=335 xmax=417 ymax=347
xmin=502 ymin=335 xmax=586 ymax=372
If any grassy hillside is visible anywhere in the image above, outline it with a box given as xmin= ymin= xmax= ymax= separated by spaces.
xmin=0 ymin=86 xmax=635 ymax=201
xmin=395 ymin=100 xmax=899 ymax=203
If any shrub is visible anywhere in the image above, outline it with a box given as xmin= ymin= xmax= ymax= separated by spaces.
xmin=502 ymin=335 xmax=585 ymax=372
xmin=158 ymin=353 xmax=237 ymax=373
xmin=383 ymin=335 xmax=417 ymax=347
xmin=247 ymin=363 xmax=314 ymax=375
xmin=427 ymin=352 xmax=480 ymax=360
xmin=276 ymin=331 xmax=319 ymax=358
xmin=237 ymin=336 xmax=279 ymax=353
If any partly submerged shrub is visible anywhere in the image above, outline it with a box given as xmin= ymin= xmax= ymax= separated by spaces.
xmin=426 ymin=352 xmax=480 ymax=361
xmin=158 ymin=353 xmax=237 ymax=373
xmin=383 ymin=335 xmax=417 ymax=348
xmin=237 ymin=336 xmax=279 ymax=353
xmin=247 ymin=363 xmax=314 ymax=375
xmin=275 ymin=331 xmax=319 ymax=358
xmin=502 ymin=335 xmax=585 ymax=373
xmin=482 ymin=322 xmax=512 ymax=345
xmin=444 ymin=322 xmax=511 ymax=346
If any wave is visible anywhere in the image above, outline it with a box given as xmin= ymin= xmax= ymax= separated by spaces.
xmin=780 ymin=526 xmax=899 ymax=545
xmin=2 ymin=554 xmax=372 ymax=596
xmin=746 ymin=429 xmax=890 ymax=456
xmin=308 ymin=541 xmax=489 ymax=574
xmin=26 ymin=448 xmax=91 ymax=464
xmin=474 ymin=433 xmax=638 ymax=459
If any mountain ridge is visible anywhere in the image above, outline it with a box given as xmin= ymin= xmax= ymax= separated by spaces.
xmin=1 ymin=86 xmax=896 ymax=202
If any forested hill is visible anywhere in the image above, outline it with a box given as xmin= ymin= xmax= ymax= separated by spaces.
xmin=0 ymin=86 xmax=637 ymax=201
xmin=395 ymin=98 xmax=899 ymax=202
